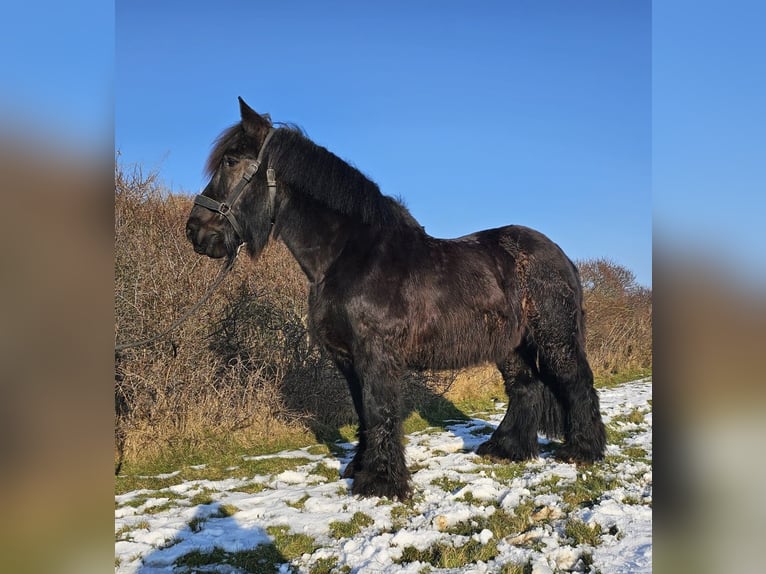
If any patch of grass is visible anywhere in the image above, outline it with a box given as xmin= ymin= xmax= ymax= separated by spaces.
xmin=430 ymin=476 xmax=467 ymax=494
xmin=115 ymin=474 xmax=182 ymax=494
xmin=188 ymin=490 xmax=216 ymax=506
xmin=177 ymin=545 xmax=290 ymax=574
xmin=115 ymin=522 xmax=148 ymax=541
xmin=309 ymin=556 xmax=346 ymax=574
xmin=403 ymin=411 xmax=432 ymax=434
xmin=119 ymin=491 xmax=184 ymax=509
xmin=558 ymin=471 xmax=619 ymax=509
xmin=389 ymin=503 xmax=416 ymax=531
xmin=306 ymin=444 xmax=331 ymax=456
xmin=335 ymin=484 xmax=349 ymax=496
xmin=501 ymin=561 xmax=533 ymax=574
xmin=115 ymin=432 xmax=316 ymax=495
xmin=446 ymin=369 xmax=506 ymax=415
xmin=415 ymin=399 xmax=470 ymax=426
xmin=594 ymin=368 xmax=652 ymax=389
xmin=481 ymin=462 xmax=526 ymax=484
xmin=401 ymin=501 xmax=537 ymax=567
xmin=214 ymin=504 xmax=239 ymax=518
xmin=234 ymin=481 xmax=267 ymax=494
xmin=143 ymin=500 xmax=174 ymax=515
xmin=453 ymin=394 xmax=503 ymax=416
xmin=241 ymin=456 xmax=315 ymax=476
xmin=266 ymin=525 xmax=318 ymax=560
xmin=606 ymin=425 xmax=634 ymax=447
xmin=612 ymin=408 xmax=648 ymax=425
xmin=398 ymin=540 xmax=496 ymax=569
xmin=490 ymin=501 xmax=536 ymax=537
xmin=458 ymin=491 xmax=476 ymax=503
xmin=312 ymin=462 xmax=339 ymax=482
xmin=158 ymin=536 xmax=183 ymax=550
xmin=118 ymin=453 xmax=315 ymax=495
xmin=534 ymin=475 xmax=563 ymax=492
xmin=336 ymin=424 xmax=358 ymax=444
xmin=565 ymin=519 xmax=603 ymax=546
xmin=286 ymin=494 xmax=311 ymax=510
xmin=622 ymin=446 xmax=649 ymax=461
xmin=188 ymin=516 xmax=205 ymax=533
xmin=329 ymin=512 xmax=375 ymax=538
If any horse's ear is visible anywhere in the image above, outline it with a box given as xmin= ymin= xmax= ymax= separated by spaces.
xmin=238 ymin=96 xmax=271 ymax=136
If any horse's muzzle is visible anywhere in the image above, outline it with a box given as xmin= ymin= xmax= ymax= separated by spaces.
xmin=186 ymin=219 xmax=228 ymax=259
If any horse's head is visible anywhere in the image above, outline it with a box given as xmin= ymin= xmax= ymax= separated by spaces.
xmin=185 ymin=97 xmax=277 ymax=260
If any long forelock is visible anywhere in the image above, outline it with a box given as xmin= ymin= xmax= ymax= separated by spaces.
xmin=205 ymin=123 xmax=248 ymax=178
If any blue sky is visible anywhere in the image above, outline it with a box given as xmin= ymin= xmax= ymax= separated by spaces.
xmin=116 ymin=0 xmax=652 ymax=286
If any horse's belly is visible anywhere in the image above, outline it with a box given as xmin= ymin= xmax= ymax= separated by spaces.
xmin=404 ymin=309 xmax=520 ymax=370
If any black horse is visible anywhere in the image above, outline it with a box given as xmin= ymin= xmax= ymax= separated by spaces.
xmin=186 ymin=98 xmax=606 ymax=500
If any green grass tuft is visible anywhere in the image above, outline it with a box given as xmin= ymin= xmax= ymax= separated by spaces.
xmin=558 ymin=471 xmax=619 ymax=509
xmin=430 ymin=476 xmax=467 ymax=494
xmin=286 ymin=494 xmax=311 ymax=510
xmin=309 ymin=556 xmax=346 ymax=574
xmin=266 ymin=525 xmax=318 ymax=560
xmin=565 ymin=519 xmax=603 ymax=546
xmin=329 ymin=512 xmax=375 ymax=538
xmin=594 ymin=368 xmax=652 ymax=389
xmin=312 ymin=462 xmax=340 ymax=482
xmin=177 ymin=545 xmax=290 ymax=574
xmin=115 ymin=436 xmax=317 ymax=495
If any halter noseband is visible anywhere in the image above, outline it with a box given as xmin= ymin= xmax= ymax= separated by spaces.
xmin=193 ymin=128 xmax=278 ymax=242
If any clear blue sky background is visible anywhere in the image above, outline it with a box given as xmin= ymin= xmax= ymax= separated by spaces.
xmin=116 ymin=0 xmax=652 ymax=287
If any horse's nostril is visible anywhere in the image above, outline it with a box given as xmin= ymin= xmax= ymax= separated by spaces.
xmin=186 ymin=221 xmax=198 ymax=242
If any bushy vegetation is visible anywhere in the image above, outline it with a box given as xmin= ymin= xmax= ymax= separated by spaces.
xmin=115 ymin=165 xmax=651 ymax=469
xmin=578 ymin=257 xmax=652 ymax=382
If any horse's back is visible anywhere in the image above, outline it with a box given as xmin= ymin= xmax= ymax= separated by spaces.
xmin=459 ymin=225 xmax=581 ymax=291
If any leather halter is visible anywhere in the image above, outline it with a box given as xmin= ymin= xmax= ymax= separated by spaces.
xmin=193 ymin=128 xmax=277 ymax=243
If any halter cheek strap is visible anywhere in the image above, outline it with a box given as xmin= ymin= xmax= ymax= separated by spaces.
xmin=193 ymin=128 xmax=277 ymax=243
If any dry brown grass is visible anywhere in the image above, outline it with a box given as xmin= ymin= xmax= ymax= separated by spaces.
xmin=115 ymin=164 xmax=651 ymax=469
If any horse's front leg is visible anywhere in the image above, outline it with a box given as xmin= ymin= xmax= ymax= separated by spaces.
xmin=350 ymin=349 xmax=412 ymax=500
xmin=332 ymin=357 xmax=367 ymax=479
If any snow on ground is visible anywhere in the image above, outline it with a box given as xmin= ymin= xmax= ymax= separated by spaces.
xmin=116 ymin=379 xmax=652 ymax=573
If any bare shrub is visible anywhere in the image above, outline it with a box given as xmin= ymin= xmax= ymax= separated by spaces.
xmin=577 ymin=258 xmax=652 ymax=378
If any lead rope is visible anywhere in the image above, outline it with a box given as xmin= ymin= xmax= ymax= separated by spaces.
xmin=115 ymin=246 xmax=242 ymax=352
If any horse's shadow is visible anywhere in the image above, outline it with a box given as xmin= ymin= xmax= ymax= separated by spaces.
xmin=134 ymin=504 xmax=286 ymax=574
xmin=281 ymin=364 xmax=478 ymax=465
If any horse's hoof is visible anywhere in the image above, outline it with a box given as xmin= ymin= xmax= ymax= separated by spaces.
xmin=555 ymin=444 xmax=603 ymax=464
xmin=352 ymin=472 xmax=412 ymax=501
xmin=477 ymin=439 xmax=535 ymax=462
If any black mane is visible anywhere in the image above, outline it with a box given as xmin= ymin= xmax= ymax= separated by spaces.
xmin=270 ymin=127 xmax=424 ymax=232
xmin=207 ymin=123 xmax=423 ymax=232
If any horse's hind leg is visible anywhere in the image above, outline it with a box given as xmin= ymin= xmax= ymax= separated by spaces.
xmin=477 ymin=348 xmax=544 ymax=461
xmin=535 ymin=326 xmax=606 ymax=463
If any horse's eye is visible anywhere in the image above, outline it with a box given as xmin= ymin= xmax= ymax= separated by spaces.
xmin=223 ymin=156 xmax=238 ymax=167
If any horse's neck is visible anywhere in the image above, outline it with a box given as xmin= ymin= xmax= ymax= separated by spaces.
xmin=275 ymin=193 xmax=354 ymax=284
